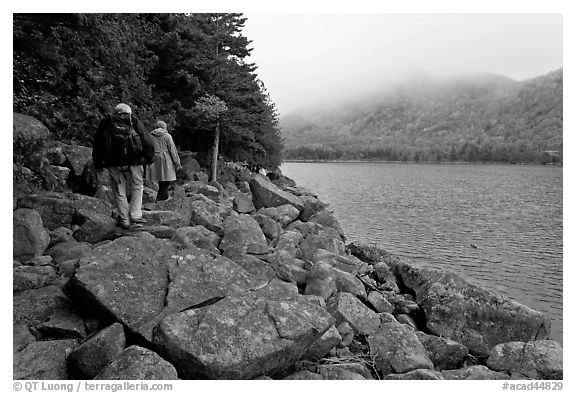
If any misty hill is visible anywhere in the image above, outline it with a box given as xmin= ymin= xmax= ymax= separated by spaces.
xmin=280 ymin=69 xmax=563 ymax=163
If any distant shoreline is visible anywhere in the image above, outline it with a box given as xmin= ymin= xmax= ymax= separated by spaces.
xmin=282 ymin=159 xmax=563 ymax=166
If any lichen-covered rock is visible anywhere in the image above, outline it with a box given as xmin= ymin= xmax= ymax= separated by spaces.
xmin=71 ymin=233 xmax=175 ymax=341
xmin=368 ymin=320 xmax=434 ymax=376
xmin=367 ymin=291 xmax=395 ymax=313
xmin=299 ymin=226 xmax=346 ymax=261
xmin=36 ymin=305 xmax=87 ymax=340
xmin=46 ymin=239 xmax=92 ymax=265
xmin=172 ymin=226 xmax=221 ymax=252
xmin=13 ymin=324 xmax=37 ymax=353
xmin=72 ymin=210 xmax=117 ymax=243
xmin=67 ymin=323 xmax=126 ymax=378
xmin=153 ymin=281 xmax=335 ymax=379
xmin=141 ymin=210 xmax=183 ymax=227
xmin=13 ymin=285 xmax=70 ymax=327
xmin=13 ymin=265 xmax=58 ymax=293
xmin=487 ymin=340 xmax=562 ymax=380
xmin=275 ymin=230 xmax=304 ymax=257
xmin=416 ymin=331 xmax=469 ymax=371
xmin=441 ymin=365 xmax=510 ymax=380
xmin=307 ymin=210 xmax=345 ymax=240
xmin=249 ymin=174 xmax=304 ymax=211
xmin=62 ymin=144 xmax=92 ymax=177
xmin=13 ymin=339 xmax=78 ymax=380
xmin=390 ymin=259 xmax=550 ymax=356
xmin=189 ymin=197 xmax=224 ymax=234
xmin=304 ymin=325 xmax=341 ymax=360
xmin=251 ymin=212 xmax=280 ymax=241
xmin=219 ymin=213 xmax=268 ymax=257
xmin=13 ymin=208 xmax=50 ymax=261
xmin=94 ymin=346 xmax=178 ymax=380
xmin=304 ymin=261 xmax=337 ymax=300
xmin=384 ymin=369 xmax=444 ymax=380
xmin=233 ymin=193 xmax=255 ymax=213
xmin=326 ymin=292 xmax=380 ymax=335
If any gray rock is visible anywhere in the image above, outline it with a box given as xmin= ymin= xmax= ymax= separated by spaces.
xmin=67 ymin=323 xmax=126 ymax=378
xmin=172 ymin=225 xmax=221 ymax=252
xmin=395 ymin=314 xmax=418 ymax=330
xmin=189 ymin=197 xmax=224 ymax=234
xmin=228 ymin=254 xmax=277 ymax=280
xmin=487 ymin=340 xmax=562 ymax=380
xmin=336 ymin=322 xmax=354 ymax=348
xmin=46 ymin=240 xmax=92 ymax=265
xmin=62 ymin=144 xmax=92 ymax=177
xmin=384 ymin=369 xmax=444 ymax=380
xmin=141 ymin=210 xmax=183 ymax=227
xmin=312 ymin=249 xmax=365 ymax=274
xmin=219 ymin=213 xmax=268 ymax=257
xmin=441 ymin=365 xmax=510 ymax=380
xmin=304 ymin=325 xmax=342 ymax=360
xmin=391 ymin=259 xmax=550 ymax=356
xmin=327 ymin=292 xmax=381 ymax=335
xmin=249 ymin=174 xmax=304 ymax=211
xmin=22 ymin=255 xmax=53 ymax=266
xmin=73 ymin=210 xmax=117 ymax=243
xmin=283 ymin=370 xmax=324 ymax=380
xmin=416 ymin=331 xmax=469 ymax=370
xmin=13 ymin=285 xmax=70 ymax=327
xmin=298 ymin=195 xmax=326 ymax=222
xmin=13 ymin=208 xmax=50 ymax=261
xmin=72 ymin=233 xmax=175 ymax=342
xmin=13 ymin=339 xmax=77 ymax=380
xmin=149 ymin=186 xmax=194 ymax=226
xmin=374 ymin=261 xmax=393 ymax=282
xmin=307 ymin=210 xmax=346 ymax=240
xmin=304 ymin=261 xmax=337 ymax=300
xmin=275 ymin=230 xmax=304 ymax=257
xmin=48 ymin=226 xmax=74 ymax=246
xmin=367 ymin=291 xmax=395 ymax=313
xmin=36 ymin=305 xmax=86 ymax=340
xmin=13 ymin=324 xmax=37 ymax=353
xmin=368 ymin=321 xmax=434 ymax=376
xmin=300 ymin=226 xmax=346 ymax=261
xmin=251 ymin=213 xmax=280 ymax=241
xmin=233 ymin=193 xmax=255 ymax=213
xmin=317 ymin=366 xmax=366 ymax=380
xmin=318 ymin=363 xmax=374 ymax=379
xmin=13 ymin=112 xmax=51 ymax=143
xmin=13 ymin=265 xmax=58 ymax=293
xmin=154 ymin=281 xmax=335 ymax=379
xmin=94 ymin=346 xmax=178 ymax=380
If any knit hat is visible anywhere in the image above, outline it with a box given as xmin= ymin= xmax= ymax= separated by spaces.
xmin=156 ymin=120 xmax=167 ymax=130
xmin=114 ymin=103 xmax=132 ymax=114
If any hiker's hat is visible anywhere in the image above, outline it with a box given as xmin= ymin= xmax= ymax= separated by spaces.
xmin=114 ymin=103 xmax=132 ymax=114
xmin=156 ymin=120 xmax=167 ymax=130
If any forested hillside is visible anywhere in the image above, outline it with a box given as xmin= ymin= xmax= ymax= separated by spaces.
xmin=281 ymin=70 xmax=562 ymax=164
xmin=13 ymin=13 xmax=282 ymax=171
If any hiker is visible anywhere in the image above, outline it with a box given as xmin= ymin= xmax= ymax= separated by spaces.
xmin=150 ymin=120 xmax=181 ymax=201
xmin=92 ymin=103 xmax=154 ymax=229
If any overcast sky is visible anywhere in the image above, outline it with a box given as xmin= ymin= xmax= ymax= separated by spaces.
xmin=242 ymin=13 xmax=563 ymax=117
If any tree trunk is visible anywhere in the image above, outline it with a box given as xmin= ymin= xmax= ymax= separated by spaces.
xmin=211 ymin=122 xmax=220 ymax=182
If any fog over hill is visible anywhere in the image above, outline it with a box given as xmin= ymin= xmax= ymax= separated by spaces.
xmin=280 ymin=69 xmax=562 ymax=164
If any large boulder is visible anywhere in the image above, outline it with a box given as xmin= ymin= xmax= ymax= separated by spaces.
xmin=67 ymin=323 xmax=126 ymax=378
xmin=218 ymin=213 xmax=268 ymax=257
xmin=249 ymin=174 xmax=304 ymax=211
xmin=71 ymin=233 xmax=176 ymax=342
xmin=46 ymin=240 xmax=92 ymax=266
xmin=62 ymin=143 xmax=92 ymax=177
xmin=153 ymin=280 xmax=335 ymax=379
xmin=13 ymin=208 xmax=50 ymax=261
xmin=172 ymin=226 xmax=221 ymax=252
xmin=299 ymin=225 xmax=346 ymax=261
xmin=13 ymin=112 xmax=50 ymax=143
xmin=72 ymin=210 xmax=117 ymax=244
xmin=368 ymin=320 xmax=434 ymax=376
xmin=390 ymin=259 xmax=551 ymax=356
xmin=307 ymin=210 xmax=346 ymax=240
xmin=94 ymin=346 xmax=178 ymax=380
xmin=13 ymin=339 xmax=78 ymax=380
xmin=326 ymin=292 xmax=380 ymax=335
xmin=13 ymin=265 xmax=58 ymax=293
xmin=13 ymin=285 xmax=71 ymax=327
xmin=189 ymin=197 xmax=224 ymax=234
xmin=416 ymin=331 xmax=469 ymax=371
xmin=487 ymin=340 xmax=563 ymax=380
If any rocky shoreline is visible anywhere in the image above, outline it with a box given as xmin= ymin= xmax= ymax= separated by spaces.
xmin=13 ymin=113 xmax=562 ymax=380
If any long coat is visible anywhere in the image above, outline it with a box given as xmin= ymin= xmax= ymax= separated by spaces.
xmin=150 ymin=128 xmax=181 ymax=182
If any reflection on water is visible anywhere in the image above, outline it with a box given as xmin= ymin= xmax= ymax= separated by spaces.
xmin=282 ymin=162 xmax=563 ymax=343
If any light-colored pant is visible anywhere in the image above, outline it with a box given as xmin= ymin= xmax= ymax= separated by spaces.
xmin=108 ymin=165 xmax=144 ymax=224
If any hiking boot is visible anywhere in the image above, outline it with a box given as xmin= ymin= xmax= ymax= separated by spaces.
xmin=130 ymin=217 xmax=146 ymax=226
xmin=117 ymin=220 xmax=130 ymax=230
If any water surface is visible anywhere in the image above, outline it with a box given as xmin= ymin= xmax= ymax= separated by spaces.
xmin=282 ymin=162 xmax=563 ymax=343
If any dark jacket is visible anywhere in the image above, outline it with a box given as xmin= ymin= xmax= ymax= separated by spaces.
xmin=92 ymin=114 xmax=154 ymax=169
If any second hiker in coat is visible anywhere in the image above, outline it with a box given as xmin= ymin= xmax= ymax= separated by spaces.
xmin=150 ymin=121 xmax=181 ymax=201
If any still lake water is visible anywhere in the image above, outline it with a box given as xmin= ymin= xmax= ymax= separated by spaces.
xmin=281 ymin=162 xmax=563 ymax=343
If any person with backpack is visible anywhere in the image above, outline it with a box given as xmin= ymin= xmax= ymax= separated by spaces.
xmin=92 ymin=103 xmax=155 ymax=229
xmin=150 ymin=120 xmax=182 ymax=201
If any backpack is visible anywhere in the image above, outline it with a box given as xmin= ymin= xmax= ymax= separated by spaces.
xmin=107 ymin=114 xmax=143 ymax=164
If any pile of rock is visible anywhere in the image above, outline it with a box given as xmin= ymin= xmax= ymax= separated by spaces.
xmin=13 ymin=120 xmax=562 ymax=380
